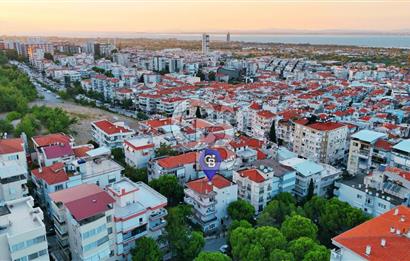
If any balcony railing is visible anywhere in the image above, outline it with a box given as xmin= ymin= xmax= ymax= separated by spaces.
xmin=149 ymin=209 xmax=168 ymax=221
xmin=149 ymin=220 xmax=167 ymax=231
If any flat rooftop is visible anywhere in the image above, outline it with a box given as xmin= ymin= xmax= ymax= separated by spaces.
xmin=393 ymin=139 xmax=410 ymax=153
xmin=351 ymin=130 xmax=386 ymax=143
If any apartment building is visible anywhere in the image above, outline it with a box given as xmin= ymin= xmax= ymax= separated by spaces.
xmin=233 ymin=168 xmax=273 ymax=213
xmin=91 ymin=120 xmax=135 ymax=149
xmin=0 ymin=197 xmax=49 ymax=261
xmin=0 ymin=161 xmax=28 ymax=203
xmin=123 ymin=136 xmax=155 ymax=169
xmin=281 ymin=157 xmax=341 ymax=198
xmin=32 ymin=148 xmax=123 ymax=213
xmin=0 ymin=137 xmax=28 ymax=169
xmin=184 ymin=175 xmax=237 ymax=234
xmin=49 ymin=184 xmax=115 ymax=261
xmin=391 ymin=139 xmax=410 ymax=171
xmin=253 ymin=159 xmax=297 ymax=196
xmin=347 ymin=130 xmax=388 ymax=175
xmin=331 ymin=206 xmax=410 ymax=261
xmin=293 ymin=121 xmax=348 ymax=164
xmin=334 ymin=165 xmax=410 ymax=217
xmin=32 ymin=133 xmax=75 ymax=167
xmin=148 ymin=152 xmax=198 ymax=183
xmin=106 ymin=178 xmax=167 ymax=259
xmin=252 ymin=110 xmax=275 ymax=140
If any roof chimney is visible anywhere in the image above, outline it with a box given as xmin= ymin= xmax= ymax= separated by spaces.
xmin=394 ymin=208 xmax=399 ymax=215
xmin=365 ymin=245 xmax=371 ymax=256
xmin=381 ymin=239 xmax=386 ymax=247
xmin=390 ymin=227 xmax=396 ymax=233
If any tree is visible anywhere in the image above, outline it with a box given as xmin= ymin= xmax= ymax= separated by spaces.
xmin=165 ymin=205 xmax=205 ymax=260
xmin=302 ymin=247 xmax=330 ymax=261
xmin=131 ymin=237 xmax=162 ymax=261
xmin=227 ymin=199 xmax=255 ymax=222
xmin=124 ymin=166 xmax=148 ymax=183
xmin=230 ymin=226 xmax=287 ymax=261
xmin=44 ymin=52 xmax=54 ymax=61
xmin=6 ymin=111 xmax=22 ymax=122
xmin=269 ymin=249 xmax=295 ymax=261
xmin=136 ymin=111 xmax=149 ymax=121
xmin=194 ymin=252 xmax=231 ymax=261
xmin=269 ymin=120 xmax=277 ymax=143
xmin=280 ymin=215 xmax=318 ymax=241
xmin=288 ymin=237 xmax=320 ymax=261
xmin=257 ymin=198 xmax=296 ymax=227
xmin=14 ymin=114 xmax=38 ymax=138
xmin=305 ymin=179 xmax=315 ymax=202
xmin=0 ymin=119 xmax=14 ymax=136
xmin=111 ymin=147 xmax=126 ymax=166
xmin=155 ymin=142 xmax=179 ymax=157
xmin=195 ymin=106 xmax=202 ymax=119
xmin=208 ymin=71 xmax=216 ymax=81
xmin=87 ymin=140 xmax=99 ymax=149
xmin=149 ymin=175 xmax=184 ymax=207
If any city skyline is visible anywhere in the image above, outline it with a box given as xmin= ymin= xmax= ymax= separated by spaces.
xmin=1 ymin=0 xmax=410 ymax=36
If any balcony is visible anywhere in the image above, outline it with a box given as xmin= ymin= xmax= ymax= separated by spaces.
xmin=149 ymin=220 xmax=167 ymax=232
xmin=330 ymin=248 xmax=342 ymax=261
xmin=149 ymin=209 xmax=168 ymax=221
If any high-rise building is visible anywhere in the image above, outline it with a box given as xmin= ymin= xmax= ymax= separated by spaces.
xmin=202 ymin=33 xmax=210 ymax=54
xmin=227 ymin=32 xmax=231 ymax=42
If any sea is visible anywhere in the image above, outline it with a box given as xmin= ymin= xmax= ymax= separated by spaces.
xmin=119 ymin=33 xmax=410 ymax=49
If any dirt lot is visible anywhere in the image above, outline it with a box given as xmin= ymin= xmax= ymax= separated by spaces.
xmin=31 ymin=100 xmax=139 ymax=144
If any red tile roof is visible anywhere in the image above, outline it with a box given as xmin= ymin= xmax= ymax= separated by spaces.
xmin=157 ymin=152 xmax=197 ymax=169
xmin=375 ymin=139 xmax=393 ymax=151
xmin=333 ymin=206 xmax=410 ymax=261
xmin=308 ymin=122 xmax=346 ymax=131
xmin=73 ymin=146 xmax=92 ymax=158
xmin=93 ymin=120 xmax=133 ymax=135
xmin=32 ymin=133 xmax=72 ymax=148
xmin=0 ymin=138 xmax=24 ymax=154
xmin=187 ymin=174 xmax=232 ymax=194
xmin=42 ymin=143 xmax=74 ymax=159
xmin=257 ymin=110 xmax=275 ymax=119
xmin=238 ymin=169 xmax=265 ymax=183
xmin=32 ymin=162 xmax=68 ymax=185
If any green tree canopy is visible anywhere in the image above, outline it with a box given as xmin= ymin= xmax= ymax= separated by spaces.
xmin=227 ymin=199 xmax=255 ymax=222
xmin=149 ymin=175 xmax=184 ymax=207
xmin=0 ymin=119 xmax=14 ymax=136
xmin=287 ymin=237 xmax=323 ymax=261
xmin=269 ymin=249 xmax=295 ymax=261
xmin=131 ymin=237 xmax=162 ymax=261
xmin=111 ymin=147 xmax=126 ymax=166
xmin=164 ymin=205 xmax=205 ymax=260
xmin=194 ymin=252 xmax=231 ymax=261
xmin=124 ymin=166 xmax=148 ymax=183
xmin=257 ymin=194 xmax=297 ymax=227
xmin=280 ymin=215 xmax=318 ymax=241
xmin=230 ymin=226 xmax=287 ymax=261
xmin=155 ymin=142 xmax=179 ymax=157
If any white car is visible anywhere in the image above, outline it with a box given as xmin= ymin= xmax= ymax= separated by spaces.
xmin=219 ymin=245 xmax=229 ymax=254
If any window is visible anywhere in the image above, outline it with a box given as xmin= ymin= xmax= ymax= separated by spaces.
xmin=54 ymin=184 xmax=64 ymax=191
xmin=106 ymin=215 xmax=112 ymax=222
xmin=26 ymin=235 xmax=45 ymax=247
xmin=8 ymin=154 xmax=19 ymax=161
xmin=108 ymin=227 xmax=113 ymax=234
xmin=14 ymin=257 xmax=28 ymax=261
xmin=356 ymin=194 xmax=362 ymax=199
xmin=11 ymin=242 xmax=25 ymax=252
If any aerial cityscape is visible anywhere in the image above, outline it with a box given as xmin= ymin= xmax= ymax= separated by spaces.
xmin=0 ymin=1 xmax=410 ymax=261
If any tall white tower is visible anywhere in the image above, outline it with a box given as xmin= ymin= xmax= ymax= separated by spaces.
xmin=202 ymin=33 xmax=210 ymax=54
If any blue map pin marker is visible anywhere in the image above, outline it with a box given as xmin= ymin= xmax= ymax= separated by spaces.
xmin=199 ymin=148 xmax=222 ymax=182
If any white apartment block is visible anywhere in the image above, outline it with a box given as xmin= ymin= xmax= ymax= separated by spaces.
xmin=293 ymin=121 xmax=348 ymax=164
xmin=148 ymin=152 xmax=198 ymax=183
xmin=184 ymin=175 xmax=237 ymax=234
xmin=107 ymin=178 xmax=167 ymax=259
xmin=347 ymin=130 xmax=387 ymax=175
xmin=0 ymin=161 xmax=28 ymax=203
xmin=50 ymin=184 xmax=115 ymax=261
xmin=391 ymin=139 xmax=410 ymax=171
xmin=281 ymin=157 xmax=341 ymax=198
xmin=0 ymin=138 xmax=28 ymax=170
xmin=233 ymin=168 xmax=273 ymax=213
xmin=335 ymin=166 xmax=410 ymax=217
xmin=252 ymin=110 xmax=275 ymax=140
xmin=91 ymin=120 xmax=135 ymax=149
xmin=123 ymin=137 xmax=155 ymax=169
xmin=0 ymin=197 xmax=49 ymax=261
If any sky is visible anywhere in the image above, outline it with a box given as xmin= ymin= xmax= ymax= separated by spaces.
xmin=1 ymin=0 xmax=410 ymax=36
